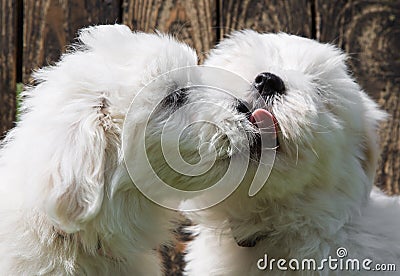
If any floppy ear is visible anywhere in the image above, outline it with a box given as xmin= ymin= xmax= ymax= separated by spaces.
xmin=38 ymin=96 xmax=113 ymax=233
xmin=24 ymin=25 xmax=128 ymax=233
xmin=360 ymin=94 xmax=387 ymax=186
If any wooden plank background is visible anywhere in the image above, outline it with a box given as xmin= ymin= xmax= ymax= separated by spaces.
xmin=0 ymin=0 xmax=18 ymax=137
xmin=0 ymin=0 xmax=399 ymax=275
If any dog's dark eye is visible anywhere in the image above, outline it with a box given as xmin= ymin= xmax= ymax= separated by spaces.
xmin=162 ymin=88 xmax=188 ymax=109
xmin=236 ymin=100 xmax=251 ymax=114
xmin=236 ymin=99 xmax=252 ymax=120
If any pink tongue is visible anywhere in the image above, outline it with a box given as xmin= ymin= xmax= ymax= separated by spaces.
xmin=250 ymin=109 xmax=278 ymax=134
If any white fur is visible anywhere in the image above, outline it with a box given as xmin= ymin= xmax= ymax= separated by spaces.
xmin=183 ymin=31 xmax=400 ymax=275
xmin=0 ymin=24 xmax=197 ymax=275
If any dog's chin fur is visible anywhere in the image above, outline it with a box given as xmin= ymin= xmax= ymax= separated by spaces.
xmin=0 ymin=24 xmax=198 ymax=275
xmin=183 ymin=31 xmax=400 ymax=275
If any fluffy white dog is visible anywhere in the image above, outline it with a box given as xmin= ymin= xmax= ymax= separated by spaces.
xmin=0 ymin=24 xmax=198 ymax=275
xmin=182 ymin=31 xmax=400 ymax=275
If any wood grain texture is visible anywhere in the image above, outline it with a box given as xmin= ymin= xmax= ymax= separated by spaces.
xmin=219 ymin=0 xmax=313 ymax=38
xmin=316 ymin=0 xmax=400 ymax=194
xmin=122 ymin=0 xmax=216 ymax=62
xmin=23 ymin=0 xmax=121 ymax=83
xmin=0 ymin=0 xmax=17 ymax=137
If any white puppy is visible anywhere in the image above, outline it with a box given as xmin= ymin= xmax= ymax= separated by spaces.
xmin=182 ymin=31 xmax=400 ymax=275
xmin=0 ymin=24 xmax=198 ymax=275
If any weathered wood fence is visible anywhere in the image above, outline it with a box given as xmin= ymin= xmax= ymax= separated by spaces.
xmin=0 ymin=1 xmax=399 ymax=191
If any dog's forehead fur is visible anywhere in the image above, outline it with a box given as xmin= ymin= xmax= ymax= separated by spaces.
xmin=206 ymin=30 xmax=344 ymax=78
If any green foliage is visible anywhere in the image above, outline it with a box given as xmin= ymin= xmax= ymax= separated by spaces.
xmin=16 ymin=83 xmax=23 ymax=121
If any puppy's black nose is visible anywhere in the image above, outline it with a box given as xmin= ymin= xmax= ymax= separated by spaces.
xmin=253 ymin=72 xmax=285 ymax=97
